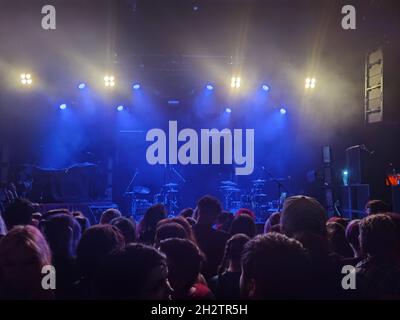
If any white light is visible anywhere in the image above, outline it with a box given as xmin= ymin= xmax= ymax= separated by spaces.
xmin=20 ymin=73 xmax=33 ymax=85
xmin=104 ymin=75 xmax=115 ymax=88
xmin=305 ymin=77 xmax=316 ymax=89
xmin=231 ymin=76 xmax=241 ymax=89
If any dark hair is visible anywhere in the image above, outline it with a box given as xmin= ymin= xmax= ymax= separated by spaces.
xmin=100 ymin=208 xmax=122 ymax=224
xmin=179 ymin=208 xmax=194 ymax=218
xmin=241 ymin=233 xmax=310 ymax=299
xmin=264 ymin=212 xmax=281 ymax=233
xmin=197 ymin=195 xmax=222 ymax=224
xmin=41 ymin=213 xmax=81 ymax=258
xmin=229 ymin=214 xmax=257 ymax=238
xmin=155 ymin=222 xmax=188 ymax=246
xmin=77 ymin=225 xmax=125 ymax=277
xmin=160 ymin=216 xmax=197 ymax=245
xmin=365 ymin=200 xmax=391 ymax=215
xmin=218 ymin=233 xmax=250 ymax=276
xmin=360 ymin=214 xmax=398 ymax=258
xmin=2 ymin=198 xmax=35 ymax=230
xmin=93 ymin=243 xmax=168 ymax=300
xmin=74 ymin=215 xmax=91 ymax=234
xmin=186 ymin=217 xmax=197 ymax=226
xmin=345 ymin=219 xmax=360 ymax=244
xmin=159 ymin=238 xmax=204 ymax=294
xmin=326 ymin=222 xmax=352 ymax=258
xmin=138 ymin=204 xmax=167 ymax=244
xmin=110 ymin=216 xmax=137 ymax=243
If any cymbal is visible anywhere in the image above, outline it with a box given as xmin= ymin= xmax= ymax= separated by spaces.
xmin=164 ymin=183 xmax=178 ymax=188
xmin=221 ymin=187 xmax=241 ymax=192
xmin=253 ymin=193 xmax=267 ymax=197
xmin=166 ymin=189 xmax=179 ymax=193
xmin=132 ymin=186 xmax=150 ymax=195
xmin=252 ymin=179 xmax=266 ymax=184
xmin=221 ymin=180 xmax=237 ymax=186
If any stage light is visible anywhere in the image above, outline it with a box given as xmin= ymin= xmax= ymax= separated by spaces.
xmin=305 ymin=77 xmax=316 ymax=89
xmin=59 ymin=104 xmax=67 ymax=110
xmin=104 ymin=75 xmax=115 ymax=87
xmin=230 ymin=76 xmax=241 ymax=89
xmin=133 ymin=83 xmax=141 ymax=90
xmin=168 ymin=100 xmax=180 ymax=105
xmin=225 ymin=107 xmax=232 ymax=113
xmin=206 ymin=84 xmax=214 ymax=91
xmin=262 ymin=84 xmax=270 ymax=92
xmin=116 ymin=105 xmax=124 ymax=112
xmin=78 ymin=83 xmax=86 ymax=90
xmin=20 ymin=73 xmax=32 ymax=85
xmin=279 ymin=108 xmax=287 ymax=115
xmin=342 ymin=170 xmax=349 ymax=186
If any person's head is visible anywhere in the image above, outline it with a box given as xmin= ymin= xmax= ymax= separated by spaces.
xmin=2 ymin=198 xmax=35 ymax=230
xmin=196 ymin=195 xmax=222 ymax=225
xmin=77 ymin=225 xmax=125 ymax=278
xmin=365 ymin=200 xmax=391 ymax=215
xmin=159 ymin=238 xmax=204 ymax=298
xmin=185 ymin=217 xmax=197 ymax=226
xmin=240 ymin=233 xmax=310 ymax=299
xmin=359 ymin=214 xmax=398 ymax=260
xmin=179 ymin=208 xmax=194 ymax=219
xmin=73 ymin=214 xmax=91 ymax=234
xmin=93 ymin=243 xmax=171 ymax=300
xmin=326 ymin=222 xmax=352 ymax=258
xmin=110 ymin=217 xmax=137 ymax=244
xmin=280 ymin=196 xmax=327 ymax=237
xmin=264 ymin=212 xmax=281 ymax=233
xmin=218 ymin=233 xmax=250 ymax=275
xmin=43 ymin=209 xmax=71 ymax=220
xmin=138 ymin=204 xmax=167 ymax=243
xmin=41 ymin=214 xmax=81 ymax=258
xmin=165 ymin=216 xmax=197 ymax=244
xmin=230 ymin=214 xmax=257 ymax=238
xmin=154 ymin=222 xmax=188 ymax=248
xmin=0 ymin=225 xmax=52 ymax=298
xmin=235 ymin=208 xmax=256 ymax=221
xmin=100 ymin=208 xmax=122 ymax=224
xmin=345 ymin=219 xmax=362 ymax=258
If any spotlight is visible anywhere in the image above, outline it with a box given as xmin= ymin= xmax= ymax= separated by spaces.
xmin=262 ymin=84 xmax=270 ymax=92
xmin=104 ymin=75 xmax=115 ymax=87
xmin=78 ymin=83 xmax=86 ymax=90
xmin=342 ymin=170 xmax=349 ymax=186
xmin=206 ymin=84 xmax=214 ymax=91
xmin=132 ymin=83 xmax=141 ymax=90
xmin=230 ymin=76 xmax=241 ymax=89
xmin=20 ymin=73 xmax=33 ymax=85
xmin=225 ymin=107 xmax=232 ymax=113
xmin=279 ymin=108 xmax=287 ymax=115
xmin=167 ymin=100 xmax=180 ymax=105
xmin=305 ymin=77 xmax=316 ymax=89
xmin=59 ymin=104 xmax=67 ymax=110
xmin=116 ymin=105 xmax=124 ymax=112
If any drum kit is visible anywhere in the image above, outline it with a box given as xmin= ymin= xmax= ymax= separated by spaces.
xmin=219 ymin=174 xmax=290 ymax=222
xmin=126 ymin=182 xmax=181 ymax=220
xmin=219 ymin=179 xmax=271 ymax=221
xmin=125 ymin=166 xmax=289 ymax=223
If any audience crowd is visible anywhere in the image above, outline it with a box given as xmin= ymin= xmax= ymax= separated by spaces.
xmin=0 ymin=193 xmax=399 ymax=300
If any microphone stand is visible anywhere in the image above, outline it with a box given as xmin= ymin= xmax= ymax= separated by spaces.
xmin=262 ymin=167 xmax=290 ymax=210
xmin=124 ymin=169 xmax=139 ymax=196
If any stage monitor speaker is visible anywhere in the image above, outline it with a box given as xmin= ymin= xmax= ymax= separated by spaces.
xmin=341 ymin=184 xmax=370 ymax=219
